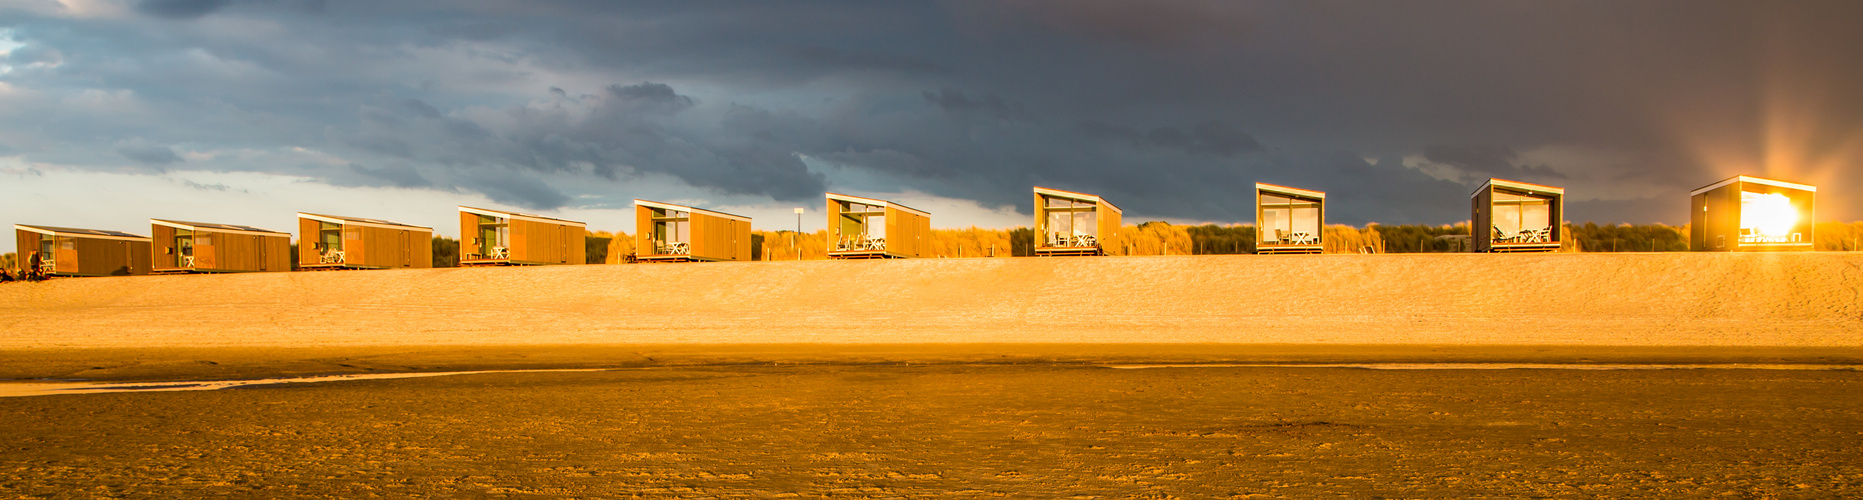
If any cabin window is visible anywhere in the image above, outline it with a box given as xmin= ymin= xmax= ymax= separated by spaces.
xmin=319 ymin=222 xmax=343 ymax=253
xmin=651 ymin=208 xmax=691 ymax=253
xmin=1490 ymin=189 xmax=1553 ymax=243
xmin=476 ymin=215 xmax=510 ymax=254
xmin=1737 ymin=187 xmax=1808 ymax=244
xmin=1258 ymin=193 xmax=1322 ymax=245
xmin=1040 ymin=195 xmax=1099 ymax=246
xmin=60 ymin=239 xmax=75 ymax=250
xmin=174 ymin=229 xmax=195 ymax=267
xmin=835 ymin=201 xmax=887 ymax=249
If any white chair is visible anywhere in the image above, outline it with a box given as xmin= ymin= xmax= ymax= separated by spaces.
xmin=490 ymin=246 xmax=509 ymax=259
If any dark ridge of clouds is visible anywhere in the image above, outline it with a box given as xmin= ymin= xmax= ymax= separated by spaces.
xmin=1422 ymin=145 xmax=1567 ymax=182
xmin=331 ymin=83 xmax=825 ymax=208
xmin=116 ymin=144 xmax=182 ymax=165
xmin=1078 ymin=120 xmax=1261 ymax=157
xmin=135 ymin=0 xmax=235 ymax=19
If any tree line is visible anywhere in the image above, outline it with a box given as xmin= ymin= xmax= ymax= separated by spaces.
xmin=9 ymin=221 xmax=1863 ymax=275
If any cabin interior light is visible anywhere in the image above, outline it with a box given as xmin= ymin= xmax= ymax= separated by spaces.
xmin=1740 ymin=192 xmax=1798 ymax=238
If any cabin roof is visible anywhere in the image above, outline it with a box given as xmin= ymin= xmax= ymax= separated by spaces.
xmin=825 ymin=193 xmax=930 ymax=217
xmin=1255 ymin=183 xmax=1327 ymax=200
xmin=298 ymin=212 xmax=433 ymax=231
xmin=458 ymin=206 xmax=588 ymax=227
xmin=1033 ymin=186 xmax=1123 ymax=213
xmin=1690 ymin=175 xmax=1818 ymax=196
xmin=633 ymin=199 xmax=754 ymax=222
xmin=151 ymin=219 xmax=291 ymax=236
xmin=1474 ymin=178 xmax=1565 ymax=198
xmin=14 ymin=225 xmax=151 ymax=241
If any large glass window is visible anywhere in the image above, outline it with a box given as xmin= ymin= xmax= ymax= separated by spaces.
xmin=477 ymin=214 xmax=509 ymax=256
xmin=174 ymin=228 xmax=194 ymax=267
xmin=1041 ymin=195 xmax=1098 ymax=246
xmin=651 ymin=208 xmax=691 ymax=254
xmin=1739 ymin=189 xmax=1804 ymax=243
xmin=318 ymin=222 xmax=342 ymax=254
xmin=1491 ymin=190 xmax=1553 ymax=243
xmin=1259 ymin=193 xmax=1321 ymax=244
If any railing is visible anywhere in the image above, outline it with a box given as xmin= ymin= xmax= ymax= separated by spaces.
xmin=655 ymin=242 xmax=690 ymax=255
xmin=38 ymin=259 xmax=54 ymax=274
xmin=834 ymin=236 xmax=887 ymax=252
xmin=1493 ymin=226 xmax=1552 ymax=244
xmin=1047 ymin=233 xmax=1097 ymax=248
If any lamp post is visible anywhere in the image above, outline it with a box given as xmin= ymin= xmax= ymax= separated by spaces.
xmin=794 ymin=207 xmax=804 ymax=260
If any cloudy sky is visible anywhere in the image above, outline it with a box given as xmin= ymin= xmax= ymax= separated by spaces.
xmin=3 ymin=0 xmax=1861 ymax=249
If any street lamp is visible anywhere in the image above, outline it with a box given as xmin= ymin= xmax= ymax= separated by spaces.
xmin=793 ymin=207 xmax=804 ymax=260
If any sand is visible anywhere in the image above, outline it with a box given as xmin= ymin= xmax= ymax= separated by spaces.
xmin=1 ymin=253 xmax=1860 ymax=349
xmin=3 ymin=365 xmax=1859 ymax=498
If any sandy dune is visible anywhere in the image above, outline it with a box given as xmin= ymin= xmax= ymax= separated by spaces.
xmin=1 ymin=253 xmax=1859 ymax=348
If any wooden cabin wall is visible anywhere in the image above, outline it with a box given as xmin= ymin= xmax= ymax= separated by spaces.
xmin=185 ymin=230 xmax=288 ymax=272
xmin=70 ymin=237 xmax=150 ymax=276
xmin=688 ymin=212 xmax=748 ymax=262
xmin=298 ymin=218 xmax=320 ymax=266
xmin=14 ymin=230 xmax=41 ymax=269
xmin=339 ymin=221 xmax=419 ymax=267
xmin=508 ymin=219 xmax=583 ymax=265
xmin=635 ymin=205 xmax=654 ymax=256
xmin=151 ymin=224 xmax=180 ymax=270
xmin=1472 ymin=187 xmax=1495 ymax=252
xmin=1098 ymin=205 xmax=1122 ymax=251
xmin=458 ymin=211 xmax=480 ymax=259
xmin=884 ymin=206 xmax=930 ymax=258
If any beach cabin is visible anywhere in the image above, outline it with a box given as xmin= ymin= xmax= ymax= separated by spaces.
xmin=1472 ymin=179 xmax=1565 ymax=253
xmin=150 ymin=220 xmax=292 ymax=273
xmin=1033 ymin=187 xmax=1122 ymax=256
xmin=1690 ymin=175 xmax=1816 ymax=252
xmin=826 ymin=193 xmax=931 ymax=259
xmin=458 ymin=206 xmax=587 ymax=266
xmin=12 ymin=225 xmax=152 ymax=277
xmin=1255 ymin=183 xmax=1326 ymax=254
xmin=297 ymin=213 xmax=434 ymax=269
xmin=633 ymin=200 xmax=752 ymax=262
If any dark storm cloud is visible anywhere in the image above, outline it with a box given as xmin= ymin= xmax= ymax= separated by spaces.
xmin=134 ymin=0 xmax=236 ymax=19
xmin=1422 ymin=145 xmax=1566 ymax=181
xmin=5 ymin=0 xmax=1862 ymax=223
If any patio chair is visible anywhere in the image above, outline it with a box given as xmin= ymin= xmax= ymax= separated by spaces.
xmin=490 ymin=246 xmax=509 ymax=259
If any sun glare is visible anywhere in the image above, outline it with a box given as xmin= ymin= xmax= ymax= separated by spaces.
xmin=1740 ymin=192 xmax=1798 ymax=237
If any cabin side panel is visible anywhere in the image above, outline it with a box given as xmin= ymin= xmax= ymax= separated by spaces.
xmin=458 ymin=211 xmax=479 ymax=259
xmin=412 ymin=230 xmax=434 ymax=268
xmin=73 ymin=237 xmax=143 ymax=276
xmin=298 ymin=218 xmax=320 ymax=266
xmin=14 ymin=230 xmax=40 ymax=270
xmin=635 ymin=206 xmax=654 ymax=256
xmin=1099 ymin=204 xmax=1122 ymax=252
xmin=151 ymin=224 xmax=179 ymax=270
xmin=1473 ymin=188 xmax=1494 ymax=252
